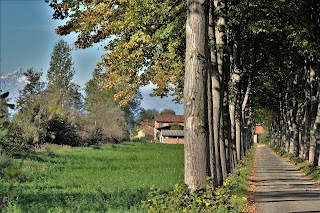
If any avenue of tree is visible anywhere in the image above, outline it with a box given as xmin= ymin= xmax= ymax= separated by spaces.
xmin=44 ymin=0 xmax=320 ymax=191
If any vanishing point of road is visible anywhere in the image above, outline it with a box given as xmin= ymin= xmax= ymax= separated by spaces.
xmin=254 ymin=145 xmax=320 ymax=213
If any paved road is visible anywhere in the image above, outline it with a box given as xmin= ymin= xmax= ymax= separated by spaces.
xmin=254 ymin=145 xmax=320 ymax=213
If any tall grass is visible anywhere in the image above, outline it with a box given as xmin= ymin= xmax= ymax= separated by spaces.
xmin=0 ymin=142 xmax=184 ymax=212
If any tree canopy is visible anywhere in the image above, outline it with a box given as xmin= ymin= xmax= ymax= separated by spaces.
xmin=47 ymin=0 xmax=186 ymax=105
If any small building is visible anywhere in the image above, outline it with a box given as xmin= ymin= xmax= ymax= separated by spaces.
xmin=154 ymin=114 xmax=184 ymax=143
xmin=135 ymin=119 xmax=155 ymax=141
xmin=254 ymin=124 xmax=265 ymax=143
xmin=255 ymin=125 xmax=264 ymax=134
xmin=159 ymin=130 xmax=184 ymax=144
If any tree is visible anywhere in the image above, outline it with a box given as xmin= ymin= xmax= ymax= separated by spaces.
xmin=138 ymin=109 xmax=159 ymax=122
xmin=84 ymin=71 xmax=127 ymax=143
xmin=159 ymin=109 xmax=176 ymax=115
xmin=47 ymin=0 xmax=186 ymax=105
xmin=14 ymin=68 xmax=48 ymax=145
xmin=45 ymin=40 xmax=83 ymax=145
xmin=46 ymin=39 xmax=81 ymax=113
xmin=184 ymin=0 xmax=209 ymax=190
xmin=0 ymin=91 xmax=16 ymax=155
xmin=122 ymin=91 xmax=142 ymax=129
xmin=47 ymin=39 xmax=75 ymax=92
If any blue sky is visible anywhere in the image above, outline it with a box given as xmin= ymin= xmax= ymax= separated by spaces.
xmin=0 ymin=0 xmax=183 ymax=114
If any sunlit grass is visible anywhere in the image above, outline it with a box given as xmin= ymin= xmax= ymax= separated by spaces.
xmin=1 ymin=142 xmax=184 ymax=212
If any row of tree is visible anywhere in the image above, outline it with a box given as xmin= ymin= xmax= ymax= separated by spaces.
xmin=46 ymin=0 xmax=256 ymax=190
xmin=263 ymin=0 xmax=320 ymax=167
xmin=46 ymin=0 xmax=320 ymax=190
xmin=185 ymin=0 xmax=320 ymax=189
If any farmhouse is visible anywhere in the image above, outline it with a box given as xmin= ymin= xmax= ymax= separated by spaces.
xmin=154 ymin=114 xmax=184 ymax=144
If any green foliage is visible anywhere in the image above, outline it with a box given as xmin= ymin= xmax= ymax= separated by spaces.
xmin=170 ymin=124 xmax=183 ymax=130
xmin=47 ymin=39 xmax=75 ymax=92
xmin=47 ymin=0 xmax=186 ymax=104
xmin=142 ymin=146 xmax=256 ymax=212
xmin=0 ymin=129 xmax=8 ymax=139
xmin=0 ymin=143 xmax=184 ymax=212
xmin=0 ymin=123 xmax=27 ymax=156
xmin=2 ymin=198 xmax=22 ymax=213
xmin=139 ymin=108 xmax=158 ymax=122
xmin=257 ymin=129 xmax=269 ymax=144
xmin=159 ymin=109 xmax=176 ymax=115
xmin=122 ymin=91 xmax=142 ymax=129
xmin=83 ymin=71 xmax=127 ymax=143
xmin=0 ymin=155 xmax=14 ymax=179
xmin=0 ymin=91 xmax=14 ymax=141
xmin=14 ymin=46 xmax=83 ymax=147
xmin=253 ymin=108 xmax=276 ymax=128
xmin=46 ymin=117 xmax=80 ymax=146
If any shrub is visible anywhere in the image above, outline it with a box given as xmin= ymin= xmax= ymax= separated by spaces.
xmin=46 ymin=117 xmax=80 ymax=146
xmin=0 ymin=155 xmax=14 ymax=179
xmin=0 ymin=123 xmax=27 ymax=156
xmin=142 ymin=146 xmax=255 ymax=212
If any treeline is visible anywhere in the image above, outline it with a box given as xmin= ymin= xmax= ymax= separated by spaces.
xmin=245 ymin=1 xmax=320 ymax=167
xmin=185 ymin=0 xmax=320 ymax=189
xmin=0 ymin=40 xmax=140 ymax=156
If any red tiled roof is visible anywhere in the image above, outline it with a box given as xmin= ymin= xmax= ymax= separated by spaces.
xmin=255 ymin=125 xmax=264 ymax=134
xmin=154 ymin=114 xmax=184 ymax=123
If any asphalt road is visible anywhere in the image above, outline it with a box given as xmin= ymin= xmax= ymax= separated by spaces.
xmin=254 ymin=145 xmax=320 ymax=213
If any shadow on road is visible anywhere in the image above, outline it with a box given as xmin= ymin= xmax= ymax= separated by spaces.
xmin=254 ymin=145 xmax=320 ymax=213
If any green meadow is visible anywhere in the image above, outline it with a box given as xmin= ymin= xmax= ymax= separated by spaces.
xmin=1 ymin=142 xmax=184 ymax=212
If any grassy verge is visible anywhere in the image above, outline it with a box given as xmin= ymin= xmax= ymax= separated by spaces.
xmin=271 ymin=146 xmax=320 ymax=183
xmin=143 ymin=145 xmax=256 ymax=213
xmin=0 ymin=142 xmax=184 ymax=212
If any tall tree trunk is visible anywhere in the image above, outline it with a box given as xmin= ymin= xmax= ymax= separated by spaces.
xmin=207 ymin=68 xmax=216 ymax=180
xmin=241 ymin=77 xmax=251 ymax=152
xmin=235 ymin=106 xmax=242 ymax=159
xmin=221 ymin=81 xmax=230 ymax=177
xmin=214 ymin=0 xmax=228 ymax=183
xmin=289 ymin=97 xmax=299 ymax=156
xmin=229 ymin=23 xmax=242 ymax=162
xmin=302 ymin=64 xmax=311 ymax=159
xmin=208 ymin=0 xmax=222 ymax=187
xmin=309 ymin=63 xmax=318 ymax=164
xmin=310 ymin=100 xmax=320 ymax=165
xmin=184 ymin=0 xmax=209 ymax=190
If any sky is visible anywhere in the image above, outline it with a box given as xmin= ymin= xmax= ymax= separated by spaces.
xmin=0 ymin=0 xmax=183 ymax=114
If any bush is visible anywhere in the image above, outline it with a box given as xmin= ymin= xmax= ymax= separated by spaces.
xmin=142 ymin=146 xmax=256 ymax=212
xmin=0 ymin=123 xmax=28 ymax=156
xmin=0 ymin=155 xmax=14 ymax=179
xmin=46 ymin=118 xmax=80 ymax=146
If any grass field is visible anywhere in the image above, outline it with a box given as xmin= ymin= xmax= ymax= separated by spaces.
xmin=0 ymin=142 xmax=184 ymax=212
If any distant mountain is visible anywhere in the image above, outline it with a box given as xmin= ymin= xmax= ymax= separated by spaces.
xmin=0 ymin=68 xmax=28 ymax=103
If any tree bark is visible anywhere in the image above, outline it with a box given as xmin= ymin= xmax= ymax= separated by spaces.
xmin=184 ymin=0 xmax=209 ymax=190
xmin=309 ymin=63 xmax=318 ymax=164
xmin=302 ymin=64 xmax=311 ymax=159
xmin=208 ymin=0 xmax=222 ymax=186
xmin=214 ymin=0 xmax=228 ymax=183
